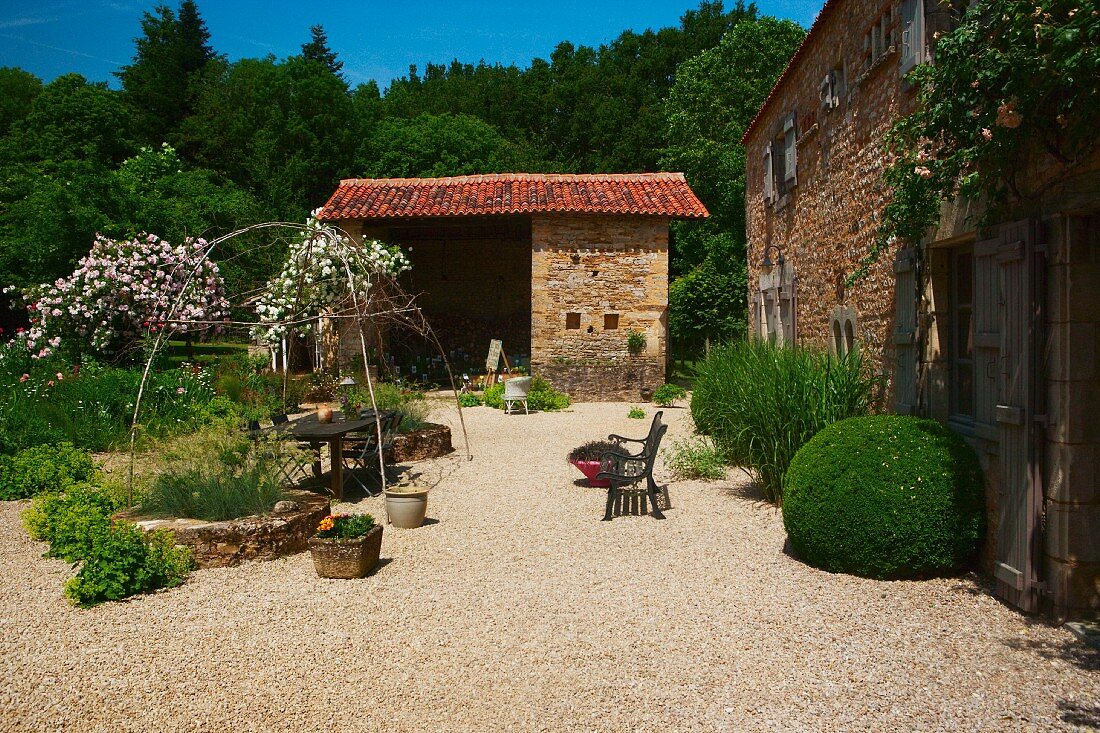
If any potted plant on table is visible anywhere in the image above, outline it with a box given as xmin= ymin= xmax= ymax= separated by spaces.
xmin=308 ymin=513 xmax=382 ymax=578
xmin=567 ymin=441 xmax=620 ymax=487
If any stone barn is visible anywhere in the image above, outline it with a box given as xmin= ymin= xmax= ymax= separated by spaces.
xmin=316 ymin=173 xmax=708 ymax=400
xmin=741 ymin=0 xmax=1099 ymax=620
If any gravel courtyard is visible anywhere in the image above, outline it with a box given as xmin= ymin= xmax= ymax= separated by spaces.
xmin=1 ymin=401 xmax=1096 ymax=732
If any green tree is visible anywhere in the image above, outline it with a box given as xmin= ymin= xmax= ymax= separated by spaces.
xmin=117 ymin=1 xmax=217 ymax=145
xmin=358 ymin=112 xmax=529 ymax=178
xmin=0 ymin=74 xmax=134 ymax=166
xmin=0 ymin=67 xmax=42 ymax=135
xmin=181 ymin=55 xmax=354 ymax=218
xmin=301 ymin=24 xmax=345 ymax=81
xmin=661 ymin=17 xmax=804 ymax=352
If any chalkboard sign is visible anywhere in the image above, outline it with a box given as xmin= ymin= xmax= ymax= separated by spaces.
xmin=485 ymin=339 xmax=503 ymax=372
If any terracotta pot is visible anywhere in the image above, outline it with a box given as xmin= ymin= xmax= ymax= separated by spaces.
xmin=309 ymin=525 xmax=383 ymax=578
xmin=384 ymin=489 xmax=429 ymax=528
xmin=317 ymin=406 xmax=334 ymax=423
xmin=570 ymin=460 xmax=610 ymax=487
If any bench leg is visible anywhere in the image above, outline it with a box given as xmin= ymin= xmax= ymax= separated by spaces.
xmin=649 ymin=475 xmax=671 ymax=510
xmin=647 ymin=483 xmax=666 ymax=520
xmin=602 ymin=487 xmax=618 ymax=521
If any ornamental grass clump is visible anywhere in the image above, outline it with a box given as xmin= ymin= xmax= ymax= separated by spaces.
xmin=143 ymin=425 xmax=295 ymax=522
xmin=782 ymin=415 xmax=985 ymax=579
xmin=690 ymin=339 xmax=876 ymax=504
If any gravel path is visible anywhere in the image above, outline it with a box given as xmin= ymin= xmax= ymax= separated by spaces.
xmin=1 ymin=402 xmax=1096 ymax=732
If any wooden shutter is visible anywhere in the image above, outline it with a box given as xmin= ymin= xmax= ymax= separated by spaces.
xmin=763 ymin=143 xmax=774 ymax=204
xmin=783 ymin=113 xmax=797 ymax=188
xmin=892 ymin=247 xmax=918 ymax=414
xmin=992 ymin=219 xmax=1044 ymax=613
xmin=900 ymin=0 xmax=924 ymax=74
xmin=973 ymin=234 xmax=1000 ymax=440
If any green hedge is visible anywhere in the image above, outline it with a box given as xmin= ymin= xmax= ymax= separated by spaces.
xmin=690 ymin=339 xmax=876 ymax=503
xmin=782 ymin=415 xmax=985 ymax=579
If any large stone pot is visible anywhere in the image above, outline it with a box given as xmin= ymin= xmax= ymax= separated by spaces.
xmin=309 ymin=525 xmax=383 ymax=579
xmin=384 ymin=489 xmax=429 ymax=528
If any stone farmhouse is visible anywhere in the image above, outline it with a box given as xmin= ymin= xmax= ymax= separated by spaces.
xmin=742 ymin=0 xmax=1098 ymax=619
xmin=317 ymin=172 xmax=708 ymax=401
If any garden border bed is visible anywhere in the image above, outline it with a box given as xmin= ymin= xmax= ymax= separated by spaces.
xmin=119 ymin=489 xmax=330 ymax=569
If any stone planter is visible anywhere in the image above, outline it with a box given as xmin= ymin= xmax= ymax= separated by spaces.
xmin=386 ymin=422 xmax=453 ymax=463
xmin=384 ymin=489 xmax=429 ymax=528
xmin=122 ymin=489 xmax=330 ymax=569
xmin=570 ymin=460 xmax=610 ymax=487
xmin=309 ymin=525 xmax=383 ymax=579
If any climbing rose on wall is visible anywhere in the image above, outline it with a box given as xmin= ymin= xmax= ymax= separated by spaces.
xmin=15 ymin=233 xmax=229 ymax=358
xmin=252 ymin=211 xmax=411 ymax=347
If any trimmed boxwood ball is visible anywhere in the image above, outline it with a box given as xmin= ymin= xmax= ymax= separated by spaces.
xmin=782 ymin=415 xmax=985 ymax=579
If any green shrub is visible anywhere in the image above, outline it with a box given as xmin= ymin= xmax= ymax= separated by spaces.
xmin=652 ymin=383 xmax=688 ymax=407
xmin=783 ymin=415 xmax=985 ymax=579
xmin=357 ymin=382 xmax=432 ymax=432
xmin=626 ymin=329 xmax=646 ymax=354
xmin=627 ymin=406 xmax=646 ymax=419
xmin=63 ymin=523 xmax=191 ymax=608
xmin=457 ymin=392 xmax=483 ymax=407
xmin=483 ymin=377 xmax=571 ymax=412
xmin=665 ymin=437 xmax=727 ymax=481
xmin=143 ymin=426 xmax=291 ymax=521
xmin=22 ymin=483 xmax=120 ymax=561
xmin=690 ymin=339 xmax=876 ymax=504
xmin=0 ymin=443 xmax=97 ymax=500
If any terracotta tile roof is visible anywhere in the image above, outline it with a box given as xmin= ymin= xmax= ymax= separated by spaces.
xmin=317 ymin=172 xmax=709 ymax=220
xmin=741 ymin=0 xmax=840 ymax=144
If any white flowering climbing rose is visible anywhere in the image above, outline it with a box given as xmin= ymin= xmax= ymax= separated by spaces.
xmin=251 ymin=212 xmax=411 ymax=347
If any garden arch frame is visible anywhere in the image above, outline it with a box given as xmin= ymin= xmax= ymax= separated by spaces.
xmin=128 ymin=218 xmax=472 ymax=505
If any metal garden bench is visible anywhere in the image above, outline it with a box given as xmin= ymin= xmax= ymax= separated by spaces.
xmin=597 ymin=411 xmax=670 ymax=521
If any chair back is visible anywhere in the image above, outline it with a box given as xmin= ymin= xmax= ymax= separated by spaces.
xmin=504 ymin=376 xmax=532 ymax=399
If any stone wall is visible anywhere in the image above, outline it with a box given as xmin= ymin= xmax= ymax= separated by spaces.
xmin=743 ymin=0 xmax=924 ymax=396
xmin=530 ymin=214 xmax=669 ymax=399
xmin=126 ymin=490 xmax=330 ymax=569
xmin=537 ymin=360 xmax=663 ymax=402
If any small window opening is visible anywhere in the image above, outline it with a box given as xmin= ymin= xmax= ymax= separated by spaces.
xmin=604 ymin=313 xmax=620 ymax=330
xmin=565 ymin=313 xmax=580 ymax=330
xmin=591 ymin=270 xmax=599 ymax=277
xmin=586 ymin=325 xmax=595 ymax=334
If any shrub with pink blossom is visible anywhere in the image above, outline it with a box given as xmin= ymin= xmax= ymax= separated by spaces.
xmin=13 ymin=233 xmax=229 ymax=360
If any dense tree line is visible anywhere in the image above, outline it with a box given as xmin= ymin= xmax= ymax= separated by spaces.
xmin=0 ymin=0 xmax=803 ymax=355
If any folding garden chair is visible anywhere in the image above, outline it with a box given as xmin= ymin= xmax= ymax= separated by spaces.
xmin=340 ymin=411 xmax=399 ymax=496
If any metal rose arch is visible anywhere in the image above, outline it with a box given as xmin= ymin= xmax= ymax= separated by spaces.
xmin=128 ymin=213 xmax=473 ymax=504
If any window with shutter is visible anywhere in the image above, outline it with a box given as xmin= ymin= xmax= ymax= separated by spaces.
xmin=763 ymin=143 xmax=774 ymax=204
xmin=783 ymin=112 xmax=797 ymax=188
xmin=893 ymin=248 xmax=918 ymax=414
xmin=900 ymin=0 xmax=925 ymax=75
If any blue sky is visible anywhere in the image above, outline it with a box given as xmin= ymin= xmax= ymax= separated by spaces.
xmin=0 ymin=0 xmax=822 ymax=90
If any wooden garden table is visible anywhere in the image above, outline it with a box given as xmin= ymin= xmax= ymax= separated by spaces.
xmin=283 ymin=411 xmax=382 ymax=500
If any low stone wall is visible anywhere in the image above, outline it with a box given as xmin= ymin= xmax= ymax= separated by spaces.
xmin=387 ymin=423 xmax=453 ymax=462
xmin=534 ymin=360 xmax=663 ymax=402
xmin=124 ymin=489 xmax=330 ymax=569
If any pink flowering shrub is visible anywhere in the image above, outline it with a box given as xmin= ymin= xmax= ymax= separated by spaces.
xmin=16 ymin=233 xmax=229 ymax=359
